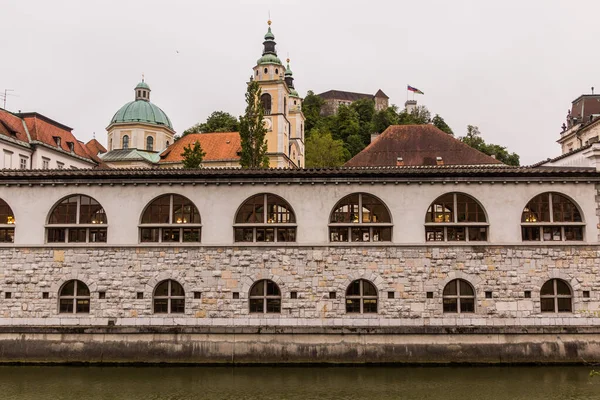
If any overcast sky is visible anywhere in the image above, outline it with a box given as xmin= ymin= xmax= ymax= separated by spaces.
xmin=2 ymin=0 xmax=599 ymax=165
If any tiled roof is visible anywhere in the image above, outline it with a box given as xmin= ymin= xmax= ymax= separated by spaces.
xmin=317 ymin=90 xmax=377 ymax=102
xmin=345 ymin=125 xmax=503 ymax=167
xmin=100 ymin=149 xmax=160 ymax=163
xmin=85 ymin=139 xmax=107 ymax=156
xmin=160 ymin=132 xmax=241 ymax=163
xmin=0 ymin=164 xmax=597 ymax=182
xmin=19 ymin=113 xmax=95 ymax=163
xmin=530 ymin=144 xmax=594 ymax=167
xmin=0 ymin=109 xmax=30 ymax=144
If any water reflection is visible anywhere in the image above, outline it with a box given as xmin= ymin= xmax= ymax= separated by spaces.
xmin=0 ymin=366 xmax=598 ymax=400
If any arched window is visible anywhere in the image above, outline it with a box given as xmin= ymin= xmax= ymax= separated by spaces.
xmin=346 ymin=279 xmax=378 ymax=313
xmin=47 ymin=195 xmax=107 ymax=243
xmin=329 ymin=193 xmax=392 ymax=242
xmin=146 ymin=136 xmax=154 ymax=151
xmin=59 ymin=280 xmax=90 ymax=314
xmin=261 ymin=93 xmax=272 ymax=115
xmin=153 ymin=279 xmax=185 ymax=314
xmin=166 ymin=141 xmax=169 ymax=147
xmin=0 ymin=198 xmax=15 ymax=243
xmin=443 ymin=279 xmax=475 ymax=313
xmin=122 ymin=135 xmax=129 ymax=149
xmin=234 ymin=194 xmax=296 ymax=242
xmin=249 ymin=279 xmax=281 ymax=313
xmin=541 ymin=279 xmax=572 ymax=313
xmin=425 ymin=193 xmax=488 ymax=242
xmin=521 ymin=192 xmax=584 ymax=241
xmin=140 ymin=194 xmax=201 ymax=243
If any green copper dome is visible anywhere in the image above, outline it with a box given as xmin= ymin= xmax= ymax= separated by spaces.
xmin=285 ymin=64 xmax=293 ymax=76
xmin=289 ymin=89 xmax=300 ymax=98
xmin=264 ymin=26 xmax=275 ymax=40
xmin=110 ymin=101 xmax=172 ymax=129
xmin=257 ymin=53 xmax=282 ymax=65
xmin=135 ymin=81 xmax=150 ymax=90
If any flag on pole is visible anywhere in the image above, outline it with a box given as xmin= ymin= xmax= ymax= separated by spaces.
xmin=407 ymin=85 xmax=424 ymax=95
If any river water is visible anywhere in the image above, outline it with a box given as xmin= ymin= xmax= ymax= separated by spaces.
xmin=1 ymin=366 xmax=599 ymax=399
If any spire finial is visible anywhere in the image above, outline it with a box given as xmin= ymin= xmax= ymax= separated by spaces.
xmin=142 ymin=73 xmax=145 ymax=82
xmin=268 ymin=11 xmax=271 ymax=25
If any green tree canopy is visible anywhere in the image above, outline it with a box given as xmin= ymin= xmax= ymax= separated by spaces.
xmin=301 ymin=90 xmax=325 ymax=135
xmin=180 ymin=140 xmax=206 ymax=168
xmin=459 ymin=125 xmax=520 ymax=166
xmin=239 ymin=81 xmax=269 ymax=168
xmin=183 ymin=111 xmax=240 ymax=136
xmin=305 ymin=128 xmax=348 ymax=168
xmin=372 ymin=105 xmax=400 ymax=133
xmin=432 ymin=114 xmax=454 ymax=135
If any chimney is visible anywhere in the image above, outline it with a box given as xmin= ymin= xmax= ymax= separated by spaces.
xmin=436 ymin=156 xmax=444 ymax=166
xmin=370 ymin=133 xmax=380 ymax=143
xmin=396 ymin=157 xmax=404 ymax=166
xmin=490 ymin=154 xmax=496 ymax=159
xmin=405 ymin=100 xmax=417 ymax=113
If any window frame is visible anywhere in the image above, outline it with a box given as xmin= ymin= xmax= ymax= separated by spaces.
xmin=442 ymin=279 xmax=476 ymax=314
xmin=146 ymin=136 xmax=154 ymax=151
xmin=58 ymin=280 xmax=90 ymax=314
xmin=248 ymin=279 xmax=282 ymax=314
xmin=233 ymin=193 xmax=297 ymax=243
xmin=261 ymin=93 xmax=272 ymax=115
xmin=45 ymin=195 xmax=107 ymax=244
xmin=521 ymin=192 xmax=585 ymax=242
xmin=153 ymin=279 xmax=186 ymax=314
xmin=328 ymin=193 xmax=393 ymax=243
xmin=122 ymin=135 xmax=129 ymax=150
xmin=139 ymin=194 xmax=202 ymax=244
xmin=540 ymin=278 xmax=573 ymax=313
xmin=424 ymin=192 xmax=489 ymax=242
xmin=0 ymin=198 xmax=15 ymax=243
xmin=345 ymin=279 xmax=378 ymax=314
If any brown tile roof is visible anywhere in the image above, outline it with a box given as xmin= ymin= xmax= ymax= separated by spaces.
xmin=0 ymin=109 xmax=30 ymax=144
xmin=19 ymin=113 xmax=95 ymax=163
xmin=317 ymin=90 xmax=377 ymax=102
xmin=82 ymin=139 xmax=110 ymax=168
xmin=160 ymin=132 xmax=241 ymax=163
xmin=345 ymin=125 xmax=503 ymax=167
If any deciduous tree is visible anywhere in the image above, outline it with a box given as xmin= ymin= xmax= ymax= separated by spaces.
xmin=305 ymin=128 xmax=348 ymax=167
xmin=182 ymin=111 xmax=240 ymax=136
xmin=180 ymin=140 xmax=206 ymax=168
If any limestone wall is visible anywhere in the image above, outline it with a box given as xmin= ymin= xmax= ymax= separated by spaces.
xmin=1 ymin=245 xmax=600 ymax=327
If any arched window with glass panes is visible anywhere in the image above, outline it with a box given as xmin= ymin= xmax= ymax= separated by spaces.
xmin=329 ymin=193 xmax=392 ymax=242
xmin=249 ymin=279 xmax=281 ymax=313
xmin=425 ymin=193 xmax=488 ymax=242
xmin=58 ymin=280 xmax=90 ymax=314
xmin=122 ymin=135 xmax=129 ymax=149
xmin=146 ymin=136 xmax=154 ymax=151
xmin=521 ymin=192 xmax=584 ymax=241
xmin=153 ymin=279 xmax=185 ymax=314
xmin=140 ymin=194 xmax=201 ymax=243
xmin=0 ymin=198 xmax=15 ymax=243
xmin=346 ymin=279 xmax=378 ymax=313
xmin=47 ymin=195 xmax=107 ymax=243
xmin=540 ymin=278 xmax=572 ymax=313
xmin=234 ymin=194 xmax=296 ymax=242
xmin=442 ymin=279 xmax=475 ymax=313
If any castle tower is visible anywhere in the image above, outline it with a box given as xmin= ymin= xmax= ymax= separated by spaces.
xmin=252 ymin=20 xmax=304 ymax=168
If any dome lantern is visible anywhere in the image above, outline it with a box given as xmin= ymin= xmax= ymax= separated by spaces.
xmin=135 ymin=77 xmax=151 ymax=101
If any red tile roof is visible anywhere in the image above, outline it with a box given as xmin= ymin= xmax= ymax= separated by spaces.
xmin=82 ymin=139 xmax=110 ymax=168
xmin=345 ymin=125 xmax=503 ymax=167
xmin=19 ymin=113 xmax=94 ymax=162
xmin=160 ymin=132 xmax=241 ymax=163
xmin=0 ymin=109 xmax=30 ymax=144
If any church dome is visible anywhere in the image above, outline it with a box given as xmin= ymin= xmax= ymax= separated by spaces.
xmin=109 ymin=80 xmax=173 ymax=130
xmin=257 ymin=53 xmax=282 ymax=65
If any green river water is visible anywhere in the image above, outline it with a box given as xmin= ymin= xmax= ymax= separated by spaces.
xmin=1 ymin=366 xmax=599 ymax=399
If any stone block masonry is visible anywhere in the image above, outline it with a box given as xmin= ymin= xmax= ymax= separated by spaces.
xmin=1 ymin=245 xmax=600 ymax=326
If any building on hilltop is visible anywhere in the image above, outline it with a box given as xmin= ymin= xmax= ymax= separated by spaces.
xmin=0 ymin=108 xmax=100 ymax=169
xmin=317 ymin=89 xmax=389 ymax=116
xmin=557 ymin=92 xmax=600 ymax=154
xmin=345 ymin=124 xmax=503 ymax=167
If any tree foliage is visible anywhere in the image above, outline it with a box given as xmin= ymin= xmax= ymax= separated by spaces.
xmin=239 ymin=81 xmax=269 ymax=168
xmin=182 ymin=111 xmax=240 ymax=136
xmin=432 ymin=114 xmax=454 ymax=135
xmin=301 ymin=90 xmax=325 ymax=135
xmin=180 ymin=140 xmax=206 ymax=168
xmin=305 ymin=128 xmax=348 ymax=168
xmin=459 ymin=125 xmax=520 ymax=166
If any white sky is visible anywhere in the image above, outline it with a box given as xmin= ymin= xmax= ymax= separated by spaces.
xmin=2 ymin=0 xmax=599 ymax=165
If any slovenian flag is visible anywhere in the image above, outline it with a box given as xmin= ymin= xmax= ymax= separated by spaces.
xmin=407 ymin=85 xmax=424 ymax=95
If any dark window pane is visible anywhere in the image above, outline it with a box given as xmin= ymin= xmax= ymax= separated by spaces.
xmin=79 ymin=197 xmax=106 ymax=224
xmin=154 ymin=299 xmax=168 ymax=313
xmin=426 ymin=227 xmax=444 ymax=241
xmin=76 ymin=299 xmax=90 ymax=313
xmin=266 ymin=280 xmax=280 ymax=296
xmin=155 ymin=281 xmax=169 ymax=297
xmin=69 ymin=228 xmax=87 ymax=243
xmin=0 ymin=228 xmax=14 ymax=243
xmin=266 ymin=195 xmax=295 ymax=223
xmin=346 ymin=280 xmax=361 ymax=296
xmin=346 ymin=299 xmax=361 ymax=313
xmin=47 ymin=228 xmax=66 ymax=243
xmin=351 ymin=228 xmax=370 ymax=242
xmin=557 ymin=298 xmax=572 ymax=312
xmin=162 ymin=228 xmax=180 ymax=242
xmin=443 ymin=298 xmax=458 ymax=313
xmin=361 ymin=194 xmax=390 ymax=223
xmin=76 ymin=281 xmax=90 ymax=296
xmin=89 ymin=228 xmax=107 ymax=243
xmin=59 ymin=299 xmax=74 ymax=313
xmin=443 ymin=280 xmax=457 ymax=296
xmin=140 ymin=228 xmax=159 ymax=242
xmin=363 ymin=299 xmax=377 ymax=313
xmin=266 ymin=299 xmax=281 ymax=313
xmin=171 ymin=299 xmax=185 ymax=314
xmin=256 ymin=228 xmax=265 ymax=242
xmin=250 ymin=281 xmax=264 ymax=297
xmin=142 ymin=195 xmax=171 ymax=224
xmin=236 ymin=194 xmax=264 ymax=223
xmin=277 ymin=228 xmax=296 ymax=242
xmin=170 ymin=281 xmax=185 ymax=296
xmin=556 ymin=280 xmax=571 ymax=295
xmin=521 ymin=226 xmax=540 ymax=241
xmin=362 ymin=281 xmax=377 ymax=296
xmin=373 ymin=227 xmax=392 ymax=242
xmin=331 ymin=194 xmax=360 ymax=223
xmin=250 ymin=299 xmax=264 ymax=313
xmin=329 ymin=227 xmax=349 ymax=242
xmin=456 ymin=194 xmax=486 ymax=223
xmin=468 ymin=227 xmax=487 ymax=241
xmin=564 ymin=227 xmax=583 ymax=241
xmin=0 ymin=199 xmax=15 ymax=224
xmin=264 ymin=228 xmax=275 ymax=242
xmin=234 ymin=228 xmax=254 ymax=242
xmin=541 ymin=298 xmax=555 ymax=312
xmin=182 ymin=228 xmax=201 ymax=242
xmin=447 ymin=227 xmax=466 ymax=241
xmin=49 ymin=196 xmax=78 ymax=224
xmin=459 ymin=280 xmax=474 ymax=296
xmin=61 ymin=281 xmax=75 ymax=296
xmin=427 ymin=194 xmax=454 ymax=223
xmin=540 ymin=281 xmax=554 ymax=296
xmin=460 ymin=298 xmax=475 ymax=313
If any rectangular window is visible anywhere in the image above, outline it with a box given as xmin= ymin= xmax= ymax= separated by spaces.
xmin=141 ymin=228 xmax=160 ymax=242
xmin=68 ymin=228 xmax=87 ymax=243
xmin=329 ymin=227 xmax=349 ymax=242
xmin=19 ymin=157 xmax=27 ymax=169
xmin=56 ymin=162 xmax=64 ymax=169
xmin=0 ymin=228 xmax=15 ymax=243
xmin=42 ymin=158 xmax=50 ymax=169
xmin=47 ymin=228 xmax=67 ymax=243
xmin=521 ymin=226 xmax=541 ymax=241
xmin=3 ymin=151 xmax=13 ymax=169
xmin=425 ymin=227 xmax=445 ymax=241
xmin=89 ymin=228 xmax=107 ymax=243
